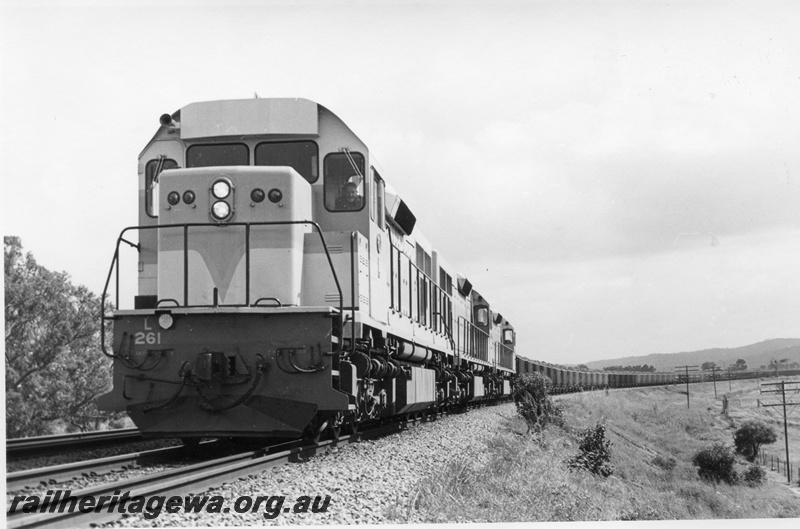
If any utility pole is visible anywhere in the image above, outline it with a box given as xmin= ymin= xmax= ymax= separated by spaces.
xmin=760 ymin=380 xmax=800 ymax=484
xmin=675 ymin=365 xmax=699 ymax=409
xmin=710 ymin=366 xmax=718 ymax=398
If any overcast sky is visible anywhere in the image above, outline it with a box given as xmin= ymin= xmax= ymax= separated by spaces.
xmin=2 ymin=0 xmax=799 ymax=365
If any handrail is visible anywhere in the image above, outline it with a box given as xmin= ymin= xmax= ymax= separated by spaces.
xmin=456 ymin=316 xmax=490 ymax=362
xmin=100 ymin=220 xmax=344 ymax=359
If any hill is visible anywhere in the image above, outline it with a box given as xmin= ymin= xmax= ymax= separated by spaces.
xmin=583 ymin=338 xmax=800 ymax=373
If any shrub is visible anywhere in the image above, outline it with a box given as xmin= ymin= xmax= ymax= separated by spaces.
xmin=734 ymin=420 xmax=777 ymax=462
xmin=691 ymin=443 xmax=738 ymax=485
xmin=652 ymin=454 xmax=677 ymax=471
xmin=511 ymin=372 xmax=561 ymax=432
xmin=567 ymin=422 xmax=613 ymax=477
xmin=742 ymin=463 xmax=766 ymax=486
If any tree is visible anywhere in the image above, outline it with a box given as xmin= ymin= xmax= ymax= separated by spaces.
xmin=701 ymin=361 xmax=717 ymax=371
xmin=732 ymin=359 xmax=747 ymax=371
xmin=602 ymin=364 xmax=656 ymax=373
xmin=5 ymin=237 xmax=121 ymax=437
xmin=691 ymin=443 xmax=738 ymax=485
xmin=734 ymin=420 xmax=777 ymax=462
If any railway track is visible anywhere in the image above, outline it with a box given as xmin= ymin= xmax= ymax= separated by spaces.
xmin=6 ymin=428 xmax=142 ymax=459
xmin=6 ymin=441 xmax=217 ymax=491
xmin=6 ymin=421 xmax=406 ymax=529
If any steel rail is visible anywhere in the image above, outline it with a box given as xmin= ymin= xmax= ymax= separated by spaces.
xmin=6 ymin=429 xmax=142 ymax=459
xmin=6 ymin=442 xmax=209 ymax=491
xmin=6 ymin=423 xmax=404 ymax=529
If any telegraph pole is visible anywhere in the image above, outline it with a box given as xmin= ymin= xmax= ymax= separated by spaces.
xmin=760 ymin=380 xmax=800 ymax=484
xmin=675 ymin=365 xmax=699 ymax=409
xmin=710 ymin=366 xmax=718 ymax=398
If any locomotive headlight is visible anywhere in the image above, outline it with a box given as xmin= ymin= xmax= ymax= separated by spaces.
xmin=183 ymin=190 xmax=196 ymax=204
xmin=268 ymin=188 xmax=283 ymax=203
xmin=212 ymin=180 xmax=231 ymax=199
xmin=158 ymin=313 xmax=174 ymax=330
xmin=167 ymin=191 xmax=180 ymax=205
xmin=212 ymin=200 xmax=231 ymax=220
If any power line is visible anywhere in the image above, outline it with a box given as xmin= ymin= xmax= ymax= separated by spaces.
xmin=760 ymin=380 xmax=800 ymax=484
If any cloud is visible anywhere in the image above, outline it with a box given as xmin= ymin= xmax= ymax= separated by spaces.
xmin=471 ymin=226 xmax=800 ymax=364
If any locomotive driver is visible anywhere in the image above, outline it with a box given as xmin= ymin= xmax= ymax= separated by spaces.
xmin=336 ymin=181 xmax=362 ymax=210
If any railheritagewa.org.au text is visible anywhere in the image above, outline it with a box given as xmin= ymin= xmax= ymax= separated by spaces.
xmin=8 ymin=490 xmax=331 ymax=520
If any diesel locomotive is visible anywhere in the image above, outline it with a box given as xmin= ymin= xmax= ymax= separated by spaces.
xmin=97 ymin=98 xmax=518 ymax=441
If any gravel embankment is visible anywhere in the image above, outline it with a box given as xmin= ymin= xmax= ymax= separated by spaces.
xmin=106 ymin=402 xmax=514 ymax=526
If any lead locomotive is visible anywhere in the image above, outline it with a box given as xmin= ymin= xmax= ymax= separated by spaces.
xmin=98 ymin=98 xmax=516 ymax=441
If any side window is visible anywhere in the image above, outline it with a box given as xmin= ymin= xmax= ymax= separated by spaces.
xmin=324 ymin=152 xmax=365 ymax=212
xmin=145 ymin=158 xmax=178 ymax=217
xmin=439 ymin=268 xmax=453 ymax=296
xmin=476 ymin=307 xmax=489 ymax=326
xmin=255 ymin=141 xmax=318 ymax=183
xmin=186 ymin=143 xmax=249 ymax=167
xmin=371 ymin=168 xmax=386 ymax=229
xmin=415 ymin=244 xmax=432 ymax=278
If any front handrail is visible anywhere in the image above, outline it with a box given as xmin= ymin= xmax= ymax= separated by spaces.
xmin=100 ymin=220 xmax=344 ymax=359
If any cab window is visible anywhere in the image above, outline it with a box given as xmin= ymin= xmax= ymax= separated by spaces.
xmin=186 ymin=143 xmax=249 ymax=167
xmin=145 ymin=158 xmax=178 ymax=217
xmin=371 ymin=168 xmax=385 ymax=229
xmin=324 ymin=152 xmax=365 ymax=212
xmin=255 ymin=141 xmax=318 ymax=183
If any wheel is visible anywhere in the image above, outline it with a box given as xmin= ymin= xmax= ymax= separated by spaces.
xmin=329 ymin=412 xmax=344 ymax=440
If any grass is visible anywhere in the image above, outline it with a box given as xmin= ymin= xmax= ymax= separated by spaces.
xmin=392 ymin=377 xmax=800 ymax=523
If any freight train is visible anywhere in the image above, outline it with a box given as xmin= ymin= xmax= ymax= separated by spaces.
xmin=97 ymin=98 xmax=680 ymax=442
xmin=515 ymin=357 xmax=673 ymax=394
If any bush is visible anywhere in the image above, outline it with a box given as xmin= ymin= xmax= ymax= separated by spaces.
xmin=511 ymin=372 xmax=561 ymax=432
xmin=652 ymin=454 xmax=677 ymax=471
xmin=567 ymin=423 xmax=613 ymax=477
xmin=742 ymin=463 xmax=766 ymax=486
xmin=734 ymin=420 xmax=777 ymax=462
xmin=691 ymin=443 xmax=738 ymax=485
